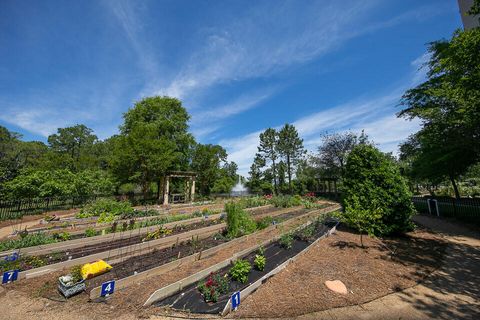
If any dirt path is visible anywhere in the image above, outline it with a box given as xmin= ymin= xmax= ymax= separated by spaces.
xmin=290 ymin=215 xmax=480 ymax=320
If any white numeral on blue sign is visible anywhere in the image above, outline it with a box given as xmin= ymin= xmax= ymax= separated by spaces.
xmin=231 ymin=291 xmax=240 ymax=310
xmin=2 ymin=270 xmax=19 ymax=284
xmin=101 ymin=280 xmax=115 ymax=297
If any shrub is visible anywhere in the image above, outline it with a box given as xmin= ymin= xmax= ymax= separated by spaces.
xmin=342 ymin=144 xmax=415 ymax=243
xmin=225 ymin=202 xmax=257 ymax=238
xmin=279 ymin=232 xmax=294 ymax=249
xmin=238 ymin=196 xmax=270 ymax=209
xmin=254 ymin=254 xmax=266 ymax=271
xmin=197 ymin=272 xmax=230 ymax=303
xmin=84 ymin=228 xmax=97 ymax=237
xmin=229 ymin=259 xmax=252 ymax=283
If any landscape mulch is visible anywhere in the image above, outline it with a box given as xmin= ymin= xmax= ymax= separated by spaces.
xmin=232 ymin=225 xmax=448 ymax=318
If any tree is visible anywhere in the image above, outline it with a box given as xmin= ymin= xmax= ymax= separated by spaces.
xmin=247 ymin=154 xmax=268 ymax=194
xmin=315 ymin=131 xmax=358 ymax=179
xmin=277 ymin=124 xmax=305 ymax=194
xmin=48 ymin=124 xmax=98 ymax=171
xmin=257 ymin=128 xmax=279 ymax=194
xmin=467 ymin=0 xmax=480 ymax=16
xmin=191 ymin=144 xmax=237 ymax=195
xmin=343 ymin=144 xmax=415 ymax=244
xmin=399 ymin=28 xmax=480 ymax=197
xmin=109 ymin=96 xmax=194 ymax=200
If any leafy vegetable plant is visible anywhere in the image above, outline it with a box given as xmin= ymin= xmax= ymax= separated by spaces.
xmin=254 ymin=254 xmax=266 ymax=271
xmin=197 ymin=272 xmax=230 ymax=302
xmin=229 ymin=259 xmax=252 ymax=283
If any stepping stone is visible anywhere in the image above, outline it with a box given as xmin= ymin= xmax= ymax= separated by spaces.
xmin=325 ymin=280 xmax=348 ymax=295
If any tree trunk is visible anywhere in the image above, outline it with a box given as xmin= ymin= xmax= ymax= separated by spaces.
xmin=449 ymin=174 xmax=461 ymax=199
xmin=272 ymin=159 xmax=278 ymax=195
xmin=287 ymin=155 xmax=292 ymax=194
xmin=360 ymin=233 xmax=364 ymax=248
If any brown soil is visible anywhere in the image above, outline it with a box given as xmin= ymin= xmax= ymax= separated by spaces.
xmin=2 ymin=207 xmax=326 ymax=320
xmin=32 ymin=219 xmax=222 ymax=266
xmin=232 ymin=225 xmax=448 ymax=318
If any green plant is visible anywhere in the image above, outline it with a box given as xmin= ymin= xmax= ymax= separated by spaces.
xmin=197 ymin=272 xmax=230 ymax=303
xmin=343 ymin=144 xmax=415 ymax=244
xmin=142 ymin=227 xmax=173 ymax=241
xmin=270 ymin=195 xmax=302 ymax=208
xmin=77 ymin=198 xmax=134 ymax=218
xmin=254 ymin=254 xmax=266 ymax=271
xmin=279 ymin=232 xmax=294 ymax=249
xmin=0 ymin=233 xmax=57 ymax=252
xmin=256 ymin=216 xmax=274 ymax=230
xmin=84 ymin=227 xmax=97 ymax=237
xmin=229 ymin=259 xmax=252 ymax=283
xmin=70 ymin=265 xmax=83 ymax=283
xmin=225 ymin=202 xmax=257 ymax=238
xmin=97 ymin=211 xmax=117 ymax=223
xmin=53 ymin=231 xmax=71 ymax=241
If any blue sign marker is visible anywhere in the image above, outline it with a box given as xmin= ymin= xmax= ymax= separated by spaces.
xmin=231 ymin=291 xmax=241 ymax=310
xmin=101 ymin=280 xmax=115 ymax=297
xmin=2 ymin=270 xmax=19 ymax=284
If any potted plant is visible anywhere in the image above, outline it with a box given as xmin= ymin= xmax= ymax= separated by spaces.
xmin=57 ymin=265 xmax=85 ymax=298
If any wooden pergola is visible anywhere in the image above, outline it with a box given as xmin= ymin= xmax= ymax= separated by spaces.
xmin=163 ymin=171 xmax=197 ymax=205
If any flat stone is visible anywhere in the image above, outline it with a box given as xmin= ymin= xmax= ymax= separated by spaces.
xmin=325 ymin=280 xmax=348 ymax=295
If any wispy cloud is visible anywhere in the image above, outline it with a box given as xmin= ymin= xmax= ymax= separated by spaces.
xmin=224 ymin=51 xmax=428 ymax=176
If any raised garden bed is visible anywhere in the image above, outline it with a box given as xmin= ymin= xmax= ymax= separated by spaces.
xmin=154 ymin=216 xmax=338 ymax=314
xmin=84 ymin=208 xmax=309 ymax=291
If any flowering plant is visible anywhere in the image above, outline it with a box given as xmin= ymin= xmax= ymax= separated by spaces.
xmin=197 ymin=272 xmax=230 ymax=303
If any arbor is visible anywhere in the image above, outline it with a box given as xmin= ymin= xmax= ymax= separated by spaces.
xmin=343 ymin=144 xmax=415 ymax=242
xmin=277 ymin=124 xmax=305 ymax=194
xmin=256 ymin=128 xmax=279 ymax=194
xmin=109 ymin=96 xmax=194 ymax=199
xmin=399 ymin=28 xmax=480 ymax=197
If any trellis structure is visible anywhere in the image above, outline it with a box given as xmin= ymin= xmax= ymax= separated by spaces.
xmin=163 ymin=171 xmax=197 ymax=205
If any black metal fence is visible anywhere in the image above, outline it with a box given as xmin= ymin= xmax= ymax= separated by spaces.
xmin=0 ymin=193 xmax=158 ymax=221
xmin=412 ymin=196 xmax=480 ymax=223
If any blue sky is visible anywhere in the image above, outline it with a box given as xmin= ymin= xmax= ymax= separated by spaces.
xmin=0 ymin=0 xmax=463 ymax=175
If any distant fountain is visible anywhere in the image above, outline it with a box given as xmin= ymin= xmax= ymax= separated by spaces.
xmin=231 ymin=176 xmax=248 ymax=196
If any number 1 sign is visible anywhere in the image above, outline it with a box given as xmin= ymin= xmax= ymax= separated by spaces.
xmin=231 ymin=291 xmax=240 ymax=310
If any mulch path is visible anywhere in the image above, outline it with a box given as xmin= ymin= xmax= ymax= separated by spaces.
xmin=232 ymin=225 xmax=448 ymax=318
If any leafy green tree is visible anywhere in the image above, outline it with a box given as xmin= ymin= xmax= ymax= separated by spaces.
xmin=277 ymin=124 xmax=305 ymax=194
xmin=247 ymin=154 xmax=268 ymax=194
xmin=467 ymin=0 xmax=480 ymax=16
xmin=399 ymin=28 xmax=480 ymax=197
xmin=109 ymin=96 xmax=194 ymax=200
xmin=47 ymin=124 xmax=98 ymax=171
xmin=191 ymin=143 xmax=237 ymax=195
xmin=343 ymin=144 xmax=415 ymax=242
xmin=257 ymin=128 xmax=279 ymax=194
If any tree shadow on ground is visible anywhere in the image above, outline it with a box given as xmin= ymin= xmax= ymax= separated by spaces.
xmin=395 ymin=240 xmax=480 ymax=319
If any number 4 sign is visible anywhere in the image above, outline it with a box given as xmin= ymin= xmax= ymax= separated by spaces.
xmin=101 ymin=280 xmax=115 ymax=297
xmin=231 ymin=291 xmax=240 ymax=310
xmin=2 ymin=270 xmax=19 ymax=284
